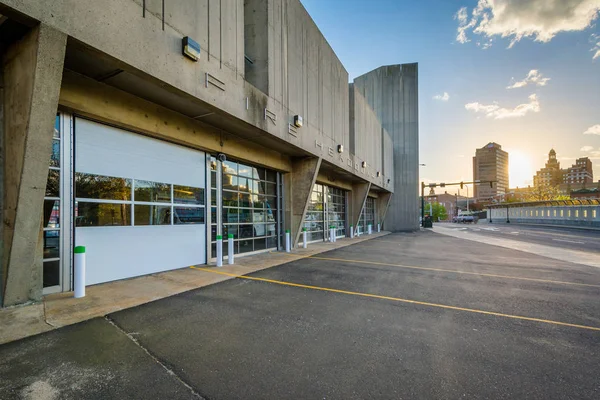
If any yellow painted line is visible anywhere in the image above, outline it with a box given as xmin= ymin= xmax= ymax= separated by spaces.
xmin=304 ymin=256 xmax=600 ymax=289
xmin=190 ymin=266 xmax=600 ymax=332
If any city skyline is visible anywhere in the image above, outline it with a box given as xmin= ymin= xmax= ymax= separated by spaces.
xmin=300 ymin=0 xmax=600 ymax=194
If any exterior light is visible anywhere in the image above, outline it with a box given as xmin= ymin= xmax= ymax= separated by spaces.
xmin=387 ymin=179 xmax=391 ymax=183
xmin=182 ymin=37 xmax=201 ymax=61
xmin=376 ymin=171 xmax=380 ymax=177
xmin=293 ymin=115 xmax=303 ymax=128
xmin=361 ymin=161 xmax=366 ymax=168
xmin=338 ymin=144 xmax=344 ymax=153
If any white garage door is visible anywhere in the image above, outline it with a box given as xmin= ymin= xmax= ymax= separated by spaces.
xmin=75 ymin=119 xmax=206 ymax=285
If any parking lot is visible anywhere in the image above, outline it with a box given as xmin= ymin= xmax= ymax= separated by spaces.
xmin=2 ymin=231 xmax=599 ymax=399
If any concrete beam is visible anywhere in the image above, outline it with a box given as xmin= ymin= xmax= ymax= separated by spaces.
xmin=2 ymin=24 xmax=66 ymax=306
xmin=351 ymin=182 xmax=371 ymax=229
xmin=376 ymin=192 xmax=393 ymax=230
xmin=284 ymin=157 xmax=322 ymax=248
xmin=59 ymin=71 xmax=292 ymax=173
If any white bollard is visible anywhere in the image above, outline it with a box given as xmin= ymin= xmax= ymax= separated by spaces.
xmin=377 ymin=223 xmax=381 ymax=233
xmin=74 ymin=246 xmax=86 ymax=298
xmin=350 ymin=225 xmax=354 ymax=238
xmin=303 ymin=228 xmax=307 ymax=248
xmin=285 ymin=230 xmax=291 ymax=252
xmin=368 ymin=224 xmax=372 ymax=235
xmin=216 ymin=235 xmax=223 ymax=267
xmin=228 ymin=234 xmax=234 ymax=265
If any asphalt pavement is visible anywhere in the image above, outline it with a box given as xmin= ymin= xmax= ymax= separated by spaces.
xmin=1 ymin=231 xmax=599 ymax=399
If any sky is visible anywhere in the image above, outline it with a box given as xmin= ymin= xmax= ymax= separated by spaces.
xmin=300 ymin=0 xmax=600 ymax=195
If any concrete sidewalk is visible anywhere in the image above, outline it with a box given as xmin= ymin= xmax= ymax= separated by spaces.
xmin=0 ymin=232 xmax=389 ymax=345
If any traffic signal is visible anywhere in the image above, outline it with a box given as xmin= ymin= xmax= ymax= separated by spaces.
xmin=460 ymin=182 xmax=464 ymax=189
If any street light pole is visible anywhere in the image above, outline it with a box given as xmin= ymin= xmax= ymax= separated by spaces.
xmin=466 ymin=185 xmax=469 ymax=212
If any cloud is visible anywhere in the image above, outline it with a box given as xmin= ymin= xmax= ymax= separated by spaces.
xmin=455 ymin=0 xmax=600 ymax=48
xmin=465 ymin=94 xmax=540 ymax=119
xmin=591 ymin=33 xmax=600 ymax=59
xmin=583 ymin=124 xmax=600 ymax=135
xmin=433 ymin=92 xmax=450 ymax=101
xmin=581 ymin=145 xmax=594 ymax=151
xmin=506 ymin=70 xmax=550 ymax=89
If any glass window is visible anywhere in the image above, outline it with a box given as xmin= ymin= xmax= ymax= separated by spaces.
xmin=43 ymin=260 xmax=60 ymax=288
xmin=239 ymin=224 xmax=253 ymax=239
xmin=46 ymin=169 xmax=60 ymax=197
xmin=238 ymin=163 xmax=253 ymax=178
xmin=50 ymin=140 xmax=60 ymax=167
xmin=173 ymin=185 xmax=204 ymax=205
xmin=174 ymin=206 xmax=205 ymax=224
xmin=76 ymin=202 xmax=131 ymax=227
xmin=223 ymin=190 xmax=238 ymax=207
xmin=222 ymin=160 xmax=238 ymax=176
xmin=43 ymin=230 xmax=60 ymax=259
xmin=223 ymin=207 xmax=239 ymax=224
xmin=134 ymin=180 xmax=171 ymax=203
xmin=135 ymin=205 xmax=171 ymax=225
xmin=76 ymin=173 xmax=132 ymax=201
xmin=238 ymin=208 xmax=252 ymax=223
xmin=43 ymin=200 xmax=60 ymax=229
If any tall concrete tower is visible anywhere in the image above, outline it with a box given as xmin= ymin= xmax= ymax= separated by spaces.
xmin=353 ymin=64 xmax=419 ymax=231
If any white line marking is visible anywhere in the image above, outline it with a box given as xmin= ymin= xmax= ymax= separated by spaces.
xmin=552 ymin=238 xmax=585 ymax=244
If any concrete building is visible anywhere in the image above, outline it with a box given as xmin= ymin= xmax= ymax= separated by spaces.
xmin=533 ymin=150 xmax=593 ymax=188
xmin=473 ymin=143 xmax=509 ymax=200
xmin=533 ymin=149 xmax=563 ymax=187
xmin=0 ymin=1 xmax=418 ymax=306
xmin=562 ymin=157 xmax=593 ymax=185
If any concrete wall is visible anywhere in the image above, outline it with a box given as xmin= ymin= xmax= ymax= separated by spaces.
xmin=0 ymin=0 xmax=389 ymax=190
xmin=489 ymin=205 xmax=600 ymax=228
xmin=353 ymin=64 xmax=419 ymax=231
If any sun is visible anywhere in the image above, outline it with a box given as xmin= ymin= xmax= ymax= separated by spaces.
xmin=509 ymin=151 xmax=534 ymax=188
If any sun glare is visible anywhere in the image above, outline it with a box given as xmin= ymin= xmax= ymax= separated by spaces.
xmin=509 ymin=151 xmax=534 ymax=188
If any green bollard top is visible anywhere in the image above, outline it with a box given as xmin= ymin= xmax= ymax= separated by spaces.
xmin=74 ymin=246 xmax=86 ymax=254
xmin=216 ymin=235 xmax=222 ymax=240
xmin=285 ymin=229 xmax=290 ymax=233
xmin=302 ymin=228 xmax=307 ymax=231
xmin=228 ymin=234 xmax=234 ymax=238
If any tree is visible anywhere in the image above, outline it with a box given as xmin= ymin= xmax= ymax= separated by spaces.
xmin=427 ymin=202 xmax=448 ymax=221
xmin=526 ymin=184 xmax=568 ymax=201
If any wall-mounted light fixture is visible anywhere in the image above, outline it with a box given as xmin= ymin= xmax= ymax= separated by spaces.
xmin=182 ymin=37 xmax=201 ymax=61
xmin=293 ymin=115 xmax=303 ymax=128
xmin=338 ymin=145 xmax=344 ymax=153
xmin=376 ymin=171 xmax=380 ymax=177
xmin=387 ymin=178 xmax=391 ymax=184
xmin=361 ymin=161 xmax=367 ymax=168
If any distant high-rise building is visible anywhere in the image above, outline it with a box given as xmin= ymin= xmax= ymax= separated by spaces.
xmin=473 ymin=142 xmax=509 ymax=200
xmin=533 ymin=150 xmax=593 ymax=187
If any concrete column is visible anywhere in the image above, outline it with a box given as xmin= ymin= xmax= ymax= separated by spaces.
xmin=283 ymin=157 xmax=321 ymax=248
xmin=376 ymin=192 xmax=393 ymax=230
xmin=351 ymin=182 xmax=371 ymax=229
xmin=2 ymin=24 xmax=67 ymax=306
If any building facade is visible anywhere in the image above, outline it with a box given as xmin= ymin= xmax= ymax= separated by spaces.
xmin=473 ymin=143 xmax=509 ymax=200
xmin=0 ymin=0 xmax=418 ymax=306
xmin=533 ymin=150 xmax=593 ymax=187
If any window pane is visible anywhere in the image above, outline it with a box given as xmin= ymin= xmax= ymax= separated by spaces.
xmin=211 ymin=189 xmax=217 ymax=206
xmin=76 ymin=202 xmax=131 ymax=227
xmin=222 ymin=160 xmax=238 ymax=176
xmin=238 ymin=163 xmax=252 ymax=178
xmin=255 ymin=196 xmax=266 ymax=209
xmin=46 ymin=169 xmax=60 ymax=197
xmin=255 ymin=181 xmax=266 ymax=195
xmin=253 ymin=209 xmax=266 ymax=222
xmin=43 ymin=260 xmax=60 ymax=288
xmin=174 ymin=206 xmax=205 ymax=224
xmin=76 ymin=173 xmax=131 ymax=201
xmin=134 ymin=205 xmax=171 ymax=225
xmin=254 ymin=238 xmax=266 ymax=251
xmin=267 ymin=236 xmax=278 ymax=249
xmin=210 ymin=170 xmax=217 ymax=189
xmin=50 ymin=139 xmax=60 ymax=167
xmin=211 ymin=207 xmax=217 ymax=224
xmin=223 ymin=224 xmax=239 ymax=239
xmin=43 ymin=200 xmax=60 ymax=229
xmin=239 ymin=238 xmax=253 ymax=253
xmin=265 ymin=182 xmax=276 ymax=196
xmin=134 ymin=180 xmax=171 ymax=203
xmin=173 ymin=185 xmax=204 ymax=205
xmin=54 ymin=115 xmax=61 ymax=139
xmin=43 ymin=230 xmax=60 ymax=259
xmin=253 ymin=223 xmax=266 ymax=237
xmin=239 ymin=208 xmax=252 ymax=223
xmin=223 ymin=174 xmax=238 ymax=190
xmin=223 ymin=207 xmax=239 ymax=224
xmin=265 ymin=196 xmax=277 ymax=212
xmin=223 ymin=190 xmax=238 ymax=207
xmin=239 ymin=224 xmax=253 ymax=239
xmin=239 ymin=192 xmax=252 ymax=208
